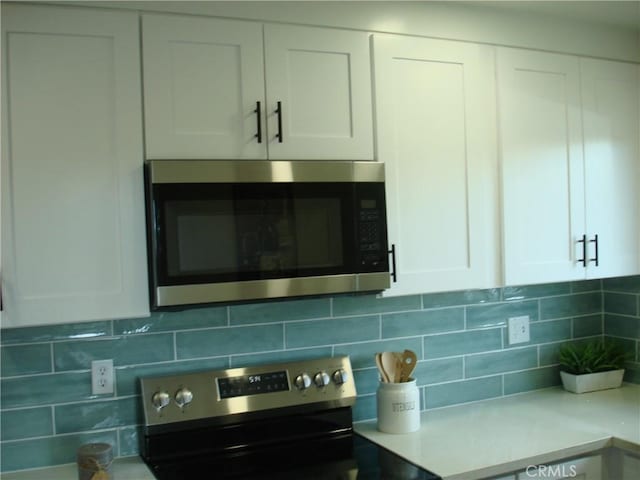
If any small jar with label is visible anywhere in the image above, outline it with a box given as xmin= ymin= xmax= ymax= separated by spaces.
xmin=376 ymin=378 xmax=420 ymax=434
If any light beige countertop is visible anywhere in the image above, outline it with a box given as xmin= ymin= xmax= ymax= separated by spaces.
xmin=354 ymin=384 xmax=640 ymax=479
xmin=1 ymin=456 xmax=155 ymax=480
xmin=3 ymin=385 xmax=639 ymax=479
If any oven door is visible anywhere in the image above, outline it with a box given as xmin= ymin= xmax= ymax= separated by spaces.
xmin=146 ymin=172 xmax=389 ymax=308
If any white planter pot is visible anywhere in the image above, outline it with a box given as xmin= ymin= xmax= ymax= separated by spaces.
xmin=560 ymin=369 xmax=625 ymax=394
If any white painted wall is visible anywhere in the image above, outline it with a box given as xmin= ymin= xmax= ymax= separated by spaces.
xmin=40 ymin=0 xmax=640 ymax=62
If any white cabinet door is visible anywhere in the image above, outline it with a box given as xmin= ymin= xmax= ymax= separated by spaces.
xmin=142 ymin=14 xmax=266 ymax=159
xmin=264 ymin=24 xmax=373 ymax=160
xmin=581 ymin=59 xmax=640 ymax=279
xmin=519 ymin=455 xmax=602 ymax=480
xmin=497 ymin=48 xmax=586 ymax=285
xmin=373 ymin=35 xmax=499 ymax=296
xmin=1 ymin=5 xmax=149 ymax=327
xmin=622 ymin=452 xmax=640 ymax=480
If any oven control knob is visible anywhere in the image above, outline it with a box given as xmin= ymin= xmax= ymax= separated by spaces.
xmin=174 ymin=388 xmax=193 ymax=408
xmin=314 ymin=371 xmax=330 ymax=387
xmin=332 ymin=369 xmax=349 ymax=385
xmin=294 ymin=373 xmax=311 ymax=390
xmin=151 ymin=391 xmax=170 ymax=411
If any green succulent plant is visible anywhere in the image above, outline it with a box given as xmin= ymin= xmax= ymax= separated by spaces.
xmin=558 ymin=339 xmax=630 ymax=375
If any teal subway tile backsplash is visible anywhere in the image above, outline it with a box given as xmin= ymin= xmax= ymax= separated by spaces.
xmin=0 ymin=321 xmax=112 ymax=345
xmin=466 ymin=300 xmax=538 ymax=329
xmin=422 ymin=288 xmax=500 ymax=308
xmin=573 ymin=314 xmax=603 ymax=338
xmin=334 ymin=337 xmax=423 ymax=369
xmin=382 ymin=308 xmax=464 ymax=338
xmin=55 ymin=397 xmax=140 ymax=434
xmin=1 ymin=372 xmax=94 ymax=409
xmin=1 ymin=431 xmax=118 ymax=472
xmin=465 ymin=347 xmax=537 ymax=378
xmin=605 ymin=314 xmax=640 ymax=338
xmin=1 ymin=407 xmax=53 ymax=441
xmin=230 ymin=297 xmax=331 ymax=325
xmin=230 ymin=347 xmax=332 ymax=367
xmin=54 ymin=334 xmax=175 ymax=370
xmin=115 ymin=307 xmax=228 ymax=335
xmin=425 ymin=376 xmax=503 ymax=409
xmin=504 ymin=366 xmax=561 ymax=395
xmin=332 ymin=293 xmax=421 ymax=316
xmin=604 ymin=292 xmax=638 ymax=316
xmin=176 ymin=324 xmax=283 ymax=359
xmin=540 ymin=292 xmax=602 ymax=319
xmin=423 ymin=328 xmax=502 ymax=359
xmin=1 ymin=344 xmax=52 ymax=377
xmin=603 ymin=275 xmax=640 ymax=293
xmin=503 ymin=282 xmax=570 ymax=300
xmin=1 ymin=276 xmax=639 ymax=473
xmin=285 ymin=315 xmax=379 ymax=348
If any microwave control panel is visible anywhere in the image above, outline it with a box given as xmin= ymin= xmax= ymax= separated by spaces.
xmin=356 ymin=194 xmax=387 ymax=270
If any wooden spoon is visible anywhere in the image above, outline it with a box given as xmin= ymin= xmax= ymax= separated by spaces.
xmin=381 ymin=351 xmax=400 ymax=383
xmin=399 ymin=349 xmax=418 ymax=382
xmin=375 ymin=352 xmax=389 ymax=382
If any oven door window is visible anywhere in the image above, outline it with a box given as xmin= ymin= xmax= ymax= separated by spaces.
xmin=152 ymin=183 xmax=356 ymax=286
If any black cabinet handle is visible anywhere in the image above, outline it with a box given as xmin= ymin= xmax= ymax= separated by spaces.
xmin=577 ymin=234 xmax=587 ymax=267
xmin=275 ymin=101 xmax=283 ymax=143
xmin=388 ymin=244 xmax=397 ymax=283
xmin=589 ymin=234 xmax=599 ymax=266
xmin=254 ymin=101 xmax=262 ymax=143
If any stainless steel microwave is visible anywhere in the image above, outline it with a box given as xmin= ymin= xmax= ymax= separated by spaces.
xmin=144 ymin=160 xmax=390 ymax=309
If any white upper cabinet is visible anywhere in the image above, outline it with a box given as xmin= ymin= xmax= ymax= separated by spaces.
xmin=1 ymin=4 xmax=149 ymax=327
xmin=373 ymin=35 xmax=499 ymax=296
xmin=142 ymin=15 xmax=374 ymax=160
xmin=498 ymin=49 xmax=640 ymax=285
xmin=581 ymin=59 xmax=639 ymax=279
xmin=264 ymin=24 xmax=373 ymax=160
xmin=142 ymin=15 xmax=267 ymax=160
xmin=498 ymin=49 xmax=585 ymax=285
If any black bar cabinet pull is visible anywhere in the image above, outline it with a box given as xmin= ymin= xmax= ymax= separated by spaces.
xmin=388 ymin=244 xmax=397 ymax=283
xmin=589 ymin=234 xmax=599 ymax=266
xmin=254 ymin=101 xmax=262 ymax=143
xmin=577 ymin=234 xmax=587 ymax=267
xmin=275 ymin=101 xmax=283 ymax=143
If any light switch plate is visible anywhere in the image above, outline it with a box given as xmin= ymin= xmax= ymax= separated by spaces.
xmin=508 ymin=316 xmax=530 ymax=345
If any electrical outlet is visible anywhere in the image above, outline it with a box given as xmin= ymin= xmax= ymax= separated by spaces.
xmin=508 ymin=315 xmax=530 ymax=345
xmin=91 ymin=359 xmax=114 ymax=395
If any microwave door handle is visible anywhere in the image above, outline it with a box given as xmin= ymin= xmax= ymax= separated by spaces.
xmin=388 ymin=244 xmax=397 ymax=283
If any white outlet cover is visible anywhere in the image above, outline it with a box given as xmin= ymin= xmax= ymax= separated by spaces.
xmin=508 ymin=315 xmax=530 ymax=345
xmin=91 ymin=359 xmax=114 ymax=395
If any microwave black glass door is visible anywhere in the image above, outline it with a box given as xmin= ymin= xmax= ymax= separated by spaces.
xmin=152 ymin=183 xmax=374 ymax=286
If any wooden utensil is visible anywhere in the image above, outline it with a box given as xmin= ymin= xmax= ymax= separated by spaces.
xmin=381 ymin=351 xmax=399 ymax=383
xmin=399 ymin=349 xmax=418 ymax=382
xmin=375 ymin=352 xmax=389 ymax=382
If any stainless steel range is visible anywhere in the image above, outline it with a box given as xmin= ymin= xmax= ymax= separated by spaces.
xmin=139 ymin=356 xmax=440 ymax=479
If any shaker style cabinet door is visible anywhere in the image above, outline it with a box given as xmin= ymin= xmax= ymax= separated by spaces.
xmin=142 ymin=14 xmax=267 ymax=159
xmin=1 ymin=5 xmax=149 ymax=326
xmin=264 ymin=24 xmax=374 ymax=160
xmin=581 ymin=59 xmax=640 ymax=279
xmin=497 ymin=48 xmax=586 ymax=285
xmin=373 ymin=35 xmax=499 ymax=296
